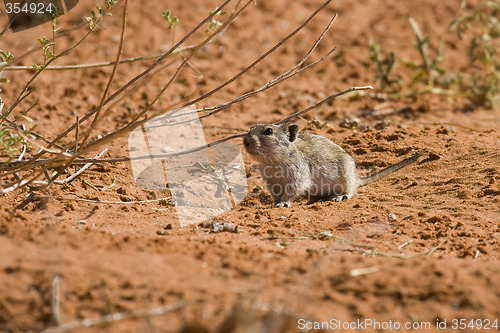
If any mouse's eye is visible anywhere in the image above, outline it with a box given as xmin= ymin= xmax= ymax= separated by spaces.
xmin=263 ymin=128 xmax=273 ymax=135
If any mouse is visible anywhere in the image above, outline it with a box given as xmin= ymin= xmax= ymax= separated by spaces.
xmin=243 ymin=122 xmax=421 ymax=208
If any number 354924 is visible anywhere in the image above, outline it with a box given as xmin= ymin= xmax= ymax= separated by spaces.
xmin=5 ymin=2 xmax=56 ymax=14
xmin=452 ymin=319 xmax=498 ymax=330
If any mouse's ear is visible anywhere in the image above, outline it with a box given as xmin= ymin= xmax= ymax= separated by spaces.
xmin=286 ymin=123 xmax=299 ymax=142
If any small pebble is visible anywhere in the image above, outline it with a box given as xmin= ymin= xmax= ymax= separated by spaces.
xmin=429 ymin=152 xmax=441 ymax=160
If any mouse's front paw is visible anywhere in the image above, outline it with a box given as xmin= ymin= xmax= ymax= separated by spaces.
xmin=275 ymin=201 xmax=291 ymax=208
xmin=332 ymin=194 xmax=350 ymax=202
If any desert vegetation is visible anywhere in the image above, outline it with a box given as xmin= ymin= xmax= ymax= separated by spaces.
xmin=0 ymin=0 xmax=498 ymax=332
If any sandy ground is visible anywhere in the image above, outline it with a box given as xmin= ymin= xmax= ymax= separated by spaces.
xmin=1 ymin=0 xmax=499 ymax=332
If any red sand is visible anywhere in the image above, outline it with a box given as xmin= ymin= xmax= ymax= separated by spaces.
xmin=1 ymin=0 xmax=499 ymax=332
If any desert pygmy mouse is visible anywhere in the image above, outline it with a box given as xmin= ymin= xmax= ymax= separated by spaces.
xmin=243 ymin=123 xmax=420 ymax=207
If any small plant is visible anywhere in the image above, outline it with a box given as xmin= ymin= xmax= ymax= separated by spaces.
xmin=0 ymin=0 xmax=121 ymax=123
xmin=402 ymin=17 xmax=445 ymax=89
xmin=450 ymin=0 xmax=500 ymax=108
xmin=206 ymin=8 xmax=227 ymax=35
xmin=368 ymin=39 xmax=401 ymax=90
xmin=162 ymin=10 xmax=179 ymax=46
xmin=0 ymin=50 xmax=15 ymax=63
xmin=0 ymin=50 xmax=15 ymax=83
xmin=367 ymin=9 xmax=499 ymax=108
xmin=0 ymin=116 xmax=33 ymax=162
xmin=37 ymin=37 xmax=56 ymax=65
xmin=85 ymin=0 xmax=117 ymax=29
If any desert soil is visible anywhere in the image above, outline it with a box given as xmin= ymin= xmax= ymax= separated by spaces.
xmin=1 ymin=0 xmax=499 ymax=332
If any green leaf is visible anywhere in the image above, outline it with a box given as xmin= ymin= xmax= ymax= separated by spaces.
xmin=409 ymin=70 xmax=425 ymax=88
xmin=20 ymin=115 xmax=33 ymax=124
xmin=84 ymin=16 xmax=93 ymax=27
xmin=401 ymin=59 xmax=420 ymax=70
xmin=0 ymin=50 xmax=15 ymax=62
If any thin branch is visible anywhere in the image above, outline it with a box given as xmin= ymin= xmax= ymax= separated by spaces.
xmin=73 ymin=115 xmax=79 ymax=152
xmin=276 ymin=85 xmax=373 ymax=124
xmin=1 ymin=149 xmax=106 ymax=191
xmin=38 ymin=195 xmax=172 ymax=205
xmin=42 ymin=301 xmax=186 ymax=333
xmin=168 ymin=0 xmax=333 ymax=120
xmin=52 ymin=275 xmax=63 ymax=326
xmin=88 ymin=0 xmax=254 ymax=140
xmin=2 ymin=118 xmax=66 ymax=150
xmin=54 ymin=0 xmax=255 ymax=160
xmin=40 ymin=85 xmax=371 ymax=165
xmin=54 ymin=149 xmax=107 ymax=184
xmin=6 ymin=1 xmax=233 ymax=176
xmin=1 ymin=178 xmax=31 ymax=193
xmin=158 ymin=12 xmax=339 ymax=125
xmin=79 ymin=0 xmax=129 ymax=149
xmin=73 ymin=0 xmax=333 ymax=159
xmin=1 ymin=2 xmax=116 ymax=124
xmin=0 ymin=84 xmax=369 ymax=168
xmin=161 ymin=46 xmax=337 ymax=127
xmin=2 ymin=47 xmax=195 ymax=71
xmin=17 ymin=129 xmax=73 ymax=156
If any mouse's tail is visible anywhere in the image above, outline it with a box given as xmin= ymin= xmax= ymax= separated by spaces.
xmin=358 ymin=153 xmax=421 ymax=187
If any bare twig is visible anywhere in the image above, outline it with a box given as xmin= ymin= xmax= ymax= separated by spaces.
xmin=79 ymin=0 xmax=129 ymax=149
xmin=75 ymin=0 xmax=255 ymax=157
xmin=0 ymin=149 xmax=108 ymax=193
xmin=276 ymin=85 xmax=373 ymax=124
xmin=398 ymin=239 xmax=414 ymax=250
xmin=42 ymin=300 xmax=186 ymax=333
xmin=73 ymin=115 xmax=79 ymax=153
xmin=163 ymin=0 xmax=334 ymax=122
xmin=52 ymin=275 xmax=63 ymax=326
xmin=1 ymin=178 xmax=31 ymax=193
xmin=7 ymin=83 xmax=372 ymax=168
xmin=1 ymin=1 xmax=118 ymax=124
xmin=2 ymin=1 xmax=233 ymax=179
xmin=159 ymin=10 xmax=339 ymax=126
xmin=1 ymin=0 xmax=370 ymax=199
xmin=2 ymin=47 xmax=194 ymax=71
xmin=38 ymin=195 xmax=172 ymax=205
xmin=54 ymin=149 xmax=108 ymax=184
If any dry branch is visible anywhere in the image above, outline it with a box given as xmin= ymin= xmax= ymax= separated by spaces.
xmin=42 ymin=302 xmax=186 ymax=333
xmin=3 ymin=47 xmax=194 ymax=71
xmin=39 ymin=275 xmax=186 ymax=333
xmin=39 ymin=195 xmax=172 ymax=205
xmin=0 ymin=0 xmax=373 ymax=197
xmin=0 ymin=0 xmax=235 ymax=192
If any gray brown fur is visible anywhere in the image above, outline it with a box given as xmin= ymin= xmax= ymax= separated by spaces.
xmin=243 ymin=123 xmax=420 ymax=208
